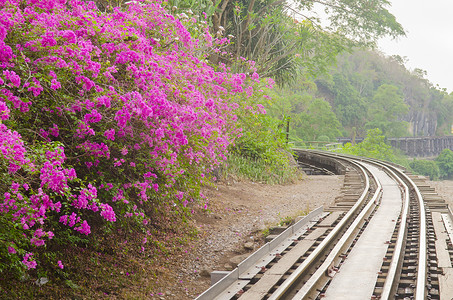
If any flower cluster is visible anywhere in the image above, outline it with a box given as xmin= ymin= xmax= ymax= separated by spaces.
xmin=0 ymin=0 xmax=268 ymax=272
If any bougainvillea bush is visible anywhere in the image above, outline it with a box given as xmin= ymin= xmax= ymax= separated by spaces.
xmin=0 ymin=0 xmax=269 ymax=276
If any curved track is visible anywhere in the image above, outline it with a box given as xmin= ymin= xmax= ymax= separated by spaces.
xmin=196 ymin=150 xmax=453 ymax=300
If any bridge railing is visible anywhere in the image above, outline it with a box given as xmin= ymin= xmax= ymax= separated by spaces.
xmin=338 ymin=135 xmax=453 ymax=157
xmin=290 ymin=141 xmax=343 ymax=151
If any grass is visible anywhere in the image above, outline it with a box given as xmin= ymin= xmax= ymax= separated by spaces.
xmin=225 ymin=152 xmax=302 ymax=185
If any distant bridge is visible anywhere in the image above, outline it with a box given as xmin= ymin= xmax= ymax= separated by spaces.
xmin=338 ymin=136 xmax=453 ymax=157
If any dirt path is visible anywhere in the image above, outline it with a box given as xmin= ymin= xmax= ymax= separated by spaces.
xmin=159 ymin=175 xmax=345 ymax=299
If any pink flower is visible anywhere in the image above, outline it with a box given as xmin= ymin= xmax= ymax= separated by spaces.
xmin=75 ymin=220 xmax=91 ymax=235
xmin=50 ymin=79 xmax=62 ymax=90
xmin=0 ymin=100 xmax=10 ymax=120
xmin=57 ymin=260 xmax=64 ymax=269
xmin=49 ymin=124 xmax=59 ymax=137
xmin=8 ymin=246 xmax=16 ymax=254
xmin=175 ymin=191 xmax=184 ymax=200
xmin=104 ymin=128 xmax=115 ymax=141
xmin=84 ymin=109 xmax=102 ymax=124
xmin=59 ymin=215 xmax=68 ymax=225
xmin=256 ymin=104 xmax=267 ymax=114
xmin=22 ymin=253 xmax=37 ymax=270
xmin=30 ymin=237 xmax=45 ymax=246
xmin=3 ymin=70 xmax=21 ymax=87
xmin=100 ymin=203 xmax=116 ymax=222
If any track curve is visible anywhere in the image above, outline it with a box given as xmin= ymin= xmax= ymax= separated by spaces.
xmin=196 ymin=150 xmax=453 ymax=300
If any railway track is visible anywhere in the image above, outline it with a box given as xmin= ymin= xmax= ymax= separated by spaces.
xmin=196 ymin=150 xmax=453 ymax=300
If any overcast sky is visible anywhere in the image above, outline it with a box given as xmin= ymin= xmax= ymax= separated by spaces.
xmin=378 ymin=0 xmax=453 ymax=92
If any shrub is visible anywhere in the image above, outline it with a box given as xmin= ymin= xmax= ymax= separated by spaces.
xmin=436 ymin=149 xmax=453 ymax=179
xmin=317 ymin=136 xmax=330 ymax=142
xmin=0 ymin=0 xmax=268 ymax=275
xmin=339 ymin=128 xmax=395 ymax=161
xmin=410 ymin=159 xmax=439 ymax=180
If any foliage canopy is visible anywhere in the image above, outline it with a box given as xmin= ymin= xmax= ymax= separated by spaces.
xmin=206 ymin=0 xmax=405 ymax=83
xmin=312 ymin=50 xmax=453 ymax=139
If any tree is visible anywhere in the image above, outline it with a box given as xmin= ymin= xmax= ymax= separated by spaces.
xmin=340 ymin=128 xmax=395 ymax=161
xmin=315 ymin=49 xmax=453 ymax=138
xmin=209 ymin=0 xmax=405 ymax=83
xmin=366 ymin=84 xmax=409 ymax=137
xmin=331 ymin=73 xmax=367 ymax=132
xmin=434 ymin=91 xmax=453 ymax=135
xmin=266 ymin=79 xmax=342 ymax=141
xmin=303 ymin=98 xmax=342 ymax=140
xmin=436 ymin=149 xmax=453 ymax=179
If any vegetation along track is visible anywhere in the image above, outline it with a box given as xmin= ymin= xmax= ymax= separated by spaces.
xmin=196 ymin=150 xmax=453 ymax=300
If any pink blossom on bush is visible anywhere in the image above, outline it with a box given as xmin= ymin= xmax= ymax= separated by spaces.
xmin=104 ymin=128 xmax=115 ymax=141
xmin=256 ymin=104 xmax=267 ymax=114
xmin=74 ymin=220 xmax=91 ymax=235
xmin=77 ymin=141 xmax=110 ymax=159
xmin=39 ymin=161 xmax=69 ymax=193
xmin=84 ymin=109 xmax=102 ymax=124
xmin=100 ymin=203 xmax=116 ymax=222
xmin=59 ymin=215 xmax=68 ymax=225
xmin=27 ymin=78 xmax=43 ymax=97
xmin=0 ymin=124 xmax=30 ymax=174
xmin=3 ymin=70 xmax=20 ymax=87
xmin=0 ymin=0 xmax=269 ymax=272
xmin=30 ymin=237 xmax=45 ymax=246
xmin=75 ymin=121 xmax=95 ymax=138
xmin=175 ymin=191 xmax=184 ymax=200
xmin=22 ymin=253 xmax=37 ymax=270
xmin=0 ymin=100 xmax=10 ymax=120
xmin=50 ymin=79 xmax=61 ymax=90
xmin=49 ymin=124 xmax=59 ymax=137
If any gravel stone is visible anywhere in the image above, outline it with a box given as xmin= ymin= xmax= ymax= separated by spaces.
xmin=243 ymin=242 xmax=254 ymax=250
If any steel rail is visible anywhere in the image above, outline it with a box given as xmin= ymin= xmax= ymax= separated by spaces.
xmin=388 ymin=166 xmax=427 ymax=300
xmin=350 ymin=155 xmax=427 ymax=300
xmin=379 ymin=165 xmax=409 ymax=299
xmin=195 ymin=149 xmax=428 ymax=299
xmin=301 ymin=150 xmax=427 ymax=300
xmin=290 ymin=161 xmax=382 ymax=299
xmin=268 ymin=159 xmax=375 ymax=300
xmin=195 ymin=207 xmax=325 ymax=300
